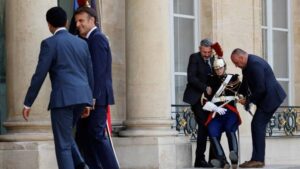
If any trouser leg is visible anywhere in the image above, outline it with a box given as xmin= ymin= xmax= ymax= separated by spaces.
xmin=251 ymin=108 xmax=275 ymax=162
xmin=210 ymin=137 xmax=228 ymax=168
xmin=51 ymin=106 xmax=83 ymax=169
xmin=87 ymin=106 xmax=119 ymax=169
xmin=191 ymin=104 xmax=210 ymax=167
xmin=227 ymin=132 xmax=238 ymax=164
xmin=224 ymin=111 xmax=239 ymax=164
xmin=195 ymin=122 xmax=208 ymax=161
xmin=72 ymin=105 xmax=86 ymax=168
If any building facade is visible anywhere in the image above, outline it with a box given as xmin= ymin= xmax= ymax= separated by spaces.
xmin=0 ymin=0 xmax=299 ymax=168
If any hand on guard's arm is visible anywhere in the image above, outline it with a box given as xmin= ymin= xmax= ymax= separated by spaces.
xmin=237 ymin=95 xmax=247 ymax=105
xmin=238 ymin=98 xmax=247 ymax=105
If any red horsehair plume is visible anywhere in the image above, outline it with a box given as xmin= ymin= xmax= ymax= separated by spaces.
xmin=211 ymin=42 xmax=223 ymax=57
xmin=78 ymin=0 xmax=90 ymax=7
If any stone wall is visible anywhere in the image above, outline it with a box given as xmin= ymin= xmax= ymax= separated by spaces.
xmin=101 ymin=0 xmax=126 ymax=126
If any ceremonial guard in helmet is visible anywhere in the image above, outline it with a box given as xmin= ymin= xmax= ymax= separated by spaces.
xmin=201 ymin=43 xmax=247 ymax=169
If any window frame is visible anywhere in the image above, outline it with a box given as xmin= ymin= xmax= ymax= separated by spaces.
xmin=170 ymin=0 xmax=200 ymax=105
xmin=261 ymin=0 xmax=293 ymax=105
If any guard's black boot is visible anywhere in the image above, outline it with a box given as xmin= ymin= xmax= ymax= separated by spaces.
xmin=198 ymin=160 xmax=213 ymax=168
xmin=194 ymin=156 xmax=213 ymax=168
xmin=210 ymin=137 xmax=229 ymax=168
xmin=211 ymin=159 xmax=230 ymax=169
xmin=227 ymin=132 xmax=238 ymax=169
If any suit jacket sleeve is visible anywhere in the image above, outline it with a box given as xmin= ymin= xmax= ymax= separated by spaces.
xmin=236 ymin=74 xmax=248 ymax=97
xmin=187 ymin=54 xmax=207 ymax=92
xmin=247 ymin=63 xmax=266 ymax=105
xmin=89 ymin=34 xmax=109 ymax=98
xmin=84 ymin=43 xmax=94 ymax=95
xmin=24 ymin=40 xmax=53 ymax=107
xmin=205 ymin=75 xmax=215 ymax=100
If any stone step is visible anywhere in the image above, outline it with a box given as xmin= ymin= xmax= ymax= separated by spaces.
xmin=183 ymin=165 xmax=300 ymax=169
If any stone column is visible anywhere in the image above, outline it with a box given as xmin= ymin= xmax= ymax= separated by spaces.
xmin=0 ymin=1 xmax=59 ymax=168
xmin=100 ymin=0 xmax=126 ymax=128
xmin=112 ymin=1 xmax=193 ymax=168
xmin=119 ymin=0 xmax=177 ymax=137
xmin=293 ymin=0 xmax=300 ymax=104
xmin=0 ymin=0 xmax=57 ymax=141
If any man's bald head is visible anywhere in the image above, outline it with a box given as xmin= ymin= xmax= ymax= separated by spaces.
xmin=231 ymin=48 xmax=248 ymax=69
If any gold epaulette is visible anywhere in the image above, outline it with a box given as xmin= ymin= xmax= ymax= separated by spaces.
xmin=226 ymin=74 xmax=240 ymax=91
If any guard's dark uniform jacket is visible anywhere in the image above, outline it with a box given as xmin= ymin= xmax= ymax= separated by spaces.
xmin=203 ymin=73 xmax=247 ymax=125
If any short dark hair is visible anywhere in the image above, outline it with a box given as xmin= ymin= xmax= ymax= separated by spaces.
xmin=46 ymin=7 xmax=67 ymax=27
xmin=74 ymin=7 xmax=98 ymax=24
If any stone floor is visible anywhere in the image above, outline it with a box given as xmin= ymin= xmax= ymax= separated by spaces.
xmin=183 ymin=165 xmax=300 ymax=169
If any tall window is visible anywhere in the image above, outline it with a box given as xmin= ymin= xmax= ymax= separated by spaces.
xmin=0 ymin=0 xmax=6 ymax=134
xmin=261 ymin=0 xmax=291 ymax=105
xmin=171 ymin=0 xmax=199 ymax=105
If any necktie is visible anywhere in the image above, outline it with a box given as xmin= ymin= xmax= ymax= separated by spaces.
xmin=205 ymin=60 xmax=211 ymax=74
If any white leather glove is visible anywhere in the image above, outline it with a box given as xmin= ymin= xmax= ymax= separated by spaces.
xmin=203 ymin=101 xmax=227 ymax=115
xmin=212 ymin=107 xmax=227 ymax=115
xmin=203 ymin=101 xmax=217 ymax=112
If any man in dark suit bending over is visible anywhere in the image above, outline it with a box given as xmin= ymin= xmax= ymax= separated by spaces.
xmin=231 ymin=48 xmax=286 ymax=168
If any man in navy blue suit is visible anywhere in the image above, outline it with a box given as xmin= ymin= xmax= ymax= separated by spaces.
xmin=231 ymin=48 xmax=286 ymax=168
xmin=74 ymin=7 xmax=119 ymax=169
xmin=22 ymin=7 xmax=93 ymax=169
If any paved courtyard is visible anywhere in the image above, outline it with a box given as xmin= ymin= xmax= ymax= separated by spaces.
xmin=184 ymin=165 xmax=300 ymax=169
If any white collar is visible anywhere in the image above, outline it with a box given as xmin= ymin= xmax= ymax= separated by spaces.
xmin=86 ymin=26 xmax=97 ymax=38
xmin=53 ymin=27 xmax=67 ymax=35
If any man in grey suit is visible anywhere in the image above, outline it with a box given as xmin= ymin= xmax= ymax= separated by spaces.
xmin=22 ymin=7 xmax=93 ymax=169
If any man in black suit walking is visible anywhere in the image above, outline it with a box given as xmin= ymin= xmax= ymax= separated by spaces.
xmin=183 ymin=39 xmax=214 ymax=168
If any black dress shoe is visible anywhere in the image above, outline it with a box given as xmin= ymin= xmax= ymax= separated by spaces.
xmin=195 ymin=160 xmax=213 ymax=168
xmin=76 ymin=163 xmax=90 ymax=169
